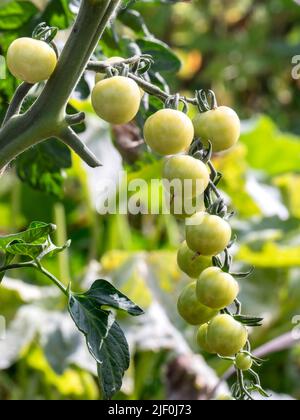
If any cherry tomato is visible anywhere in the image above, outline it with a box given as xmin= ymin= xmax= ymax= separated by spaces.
xmin=143 ymin=109 xmax=194 ymax=155
xmin=196 ymin=323 xmax=216 ymax=354
xmin=92 ymin=76 xmax=141 ymax=124
xmin=185 ymin=212 xmax=232 ymax=256
xmin=177 ymin=241 xmax=211 ymax=278
xmin=7 ymin=37 xmax=57 ymax=84
xmin=196 ymin=267 xmax=239 ymax=309
xmin=207 ymin=314 xmax=248 ymax=357
xmin=163 ymin=155 xmax=210 ymax=199
xmin=193 ymin=106 xmax=240 ymax=152
xmin=235 ymin=353 xmax=253 ymax=371
xmin=177 ymin=282 xmax=218 ymax=326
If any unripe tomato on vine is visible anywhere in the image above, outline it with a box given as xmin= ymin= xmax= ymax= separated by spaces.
xmin=196 ymin=267 xmax=239 ymax=309
xmin=143 ymin=108 xmax=194 ymax=155
xmin=193 ymin=106 xmax=240 ymax=153
xmin=207 ymin=314 xmax=248 ymax=357
xmin=185 ymin=212 xmax=232 ymax=256
xmin=177 ymin=241 xmax=211 ymax=278
xmin=163 ymin=155 xmax=210 ymax=199
xmin=235 ymin=353 xmax=253 ymax=371
xmin=92 ymin=76 xmax=141 ymax=124
xmin=177 ymin=282 xmax=218 ymax=326
xmin=7 ymin=37 xmax=57 ymax=84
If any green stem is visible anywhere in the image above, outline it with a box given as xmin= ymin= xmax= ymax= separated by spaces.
xmin=35 ymin=261 xmax=68 ymax=296
xmin=0 ymin=262 xmax=35 ymax=272
xmin=0 ymin=261 xmax=68 ymax=296
xmin=54 ymin=203 xmax=71 ymax=286
xmin=87 ymin=61 xmax=199 ymax=105
xmin=60 ymin=127 xmax=101 ymax=168
xmin=2 ymin=82 xmax=33 ymax=127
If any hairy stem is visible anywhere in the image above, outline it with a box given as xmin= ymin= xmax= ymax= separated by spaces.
xmin=2 ymin=82 xmax=33 ymax=127
xmin=60 ymin=127 xmax=102 ymax=168
xmin=0 ymin=261 xmax=68 ymax=296
xmin=87 ymin=61 xmax=198 ymax=105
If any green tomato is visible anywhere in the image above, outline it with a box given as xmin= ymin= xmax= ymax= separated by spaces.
xmin=193 ymin=106 xmax=240 ymax=153
xmin=185 ymin=212 xmax=232 ymax=256
xmin=177 ymin=282 xmax=218 ymax=326
xmin=196 ymin=267 xmax=239 ymax=309
xmin=196 ymin=323 xmax=216 ymax=354
xmin=207 ymin=314 xmax=248 ymax=357
xmin=7 ymin=37 xmax=57 ymax=84
xmin=143 ymin=109 xmax=194 ymax=155
xmin=169 ymin=194 xmax=205 ymax=220
xmin=177 ymin=241 xmax=211 ymax=278
xmin=92 ymin=76 xmax=141 ymax=124
xmin=163 ymin=155 xmax=210 ymax=199
xmin=235 ymin=353 xmax=253 ymax=371
xmin=95 ymin=56 xmax=123 ymax=83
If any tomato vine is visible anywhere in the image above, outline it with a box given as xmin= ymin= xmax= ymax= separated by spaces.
xmin=0 ymin=0 xmax=270 ymax=400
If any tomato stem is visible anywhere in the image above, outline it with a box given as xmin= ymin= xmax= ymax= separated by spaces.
xmin=60 ymin=127 xmax=102 ymax=168
xmin=1 ymin=82 xmax=33 ymax=127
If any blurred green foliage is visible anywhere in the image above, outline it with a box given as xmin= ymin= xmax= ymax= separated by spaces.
xmin=0 ymin=0 xmax=300 ymax=400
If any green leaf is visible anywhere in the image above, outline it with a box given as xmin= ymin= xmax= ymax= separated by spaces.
xmin=0 ymin=1 xmax=38 ymax=31
xmin=16 ymin=139 xmax=72 ymax=198
xmin=38 ymin=0 xmax=74 ymax=30
xmin=68 ymin=295 xmax=129 ymax=400
xmin=234 ymin=315 xmax=264 ymax=327
xmin=136 ymin=38 xmax=181 ymax=72
xmin=81 ymin=279 xmax=144 ymax=316
xmin=241 ymin=116 xmax=300 ymax=176
xmin=0 ymin=221 xmax=56 ymax=252
xmin=69 ymin=280 xmax=144 ymax=399
xmin=5 ymin=237 xmax=70 ymax=260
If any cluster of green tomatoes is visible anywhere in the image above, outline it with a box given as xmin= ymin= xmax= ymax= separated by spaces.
xmin=7 ymin=38 xmax=253 ymax=373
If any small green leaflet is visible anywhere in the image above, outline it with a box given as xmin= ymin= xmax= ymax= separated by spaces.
xmin=0 ymin=221 xmax=56 ymax=252
xmin=69 ymin=280 xmax=144 ymax=399
xmin=0 ymin=221 xmax=70 ymax=281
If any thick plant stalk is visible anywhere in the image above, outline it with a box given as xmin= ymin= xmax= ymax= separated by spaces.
xmin=0 ymin=0 xmax=121 ymax=171
xmin=1 ymin=82 xmax=33 ymax=127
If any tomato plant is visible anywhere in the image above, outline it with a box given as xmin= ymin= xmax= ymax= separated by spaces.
xmin=0 ymin=0 xmax=271 ymax=402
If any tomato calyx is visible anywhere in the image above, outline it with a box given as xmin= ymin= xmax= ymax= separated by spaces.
xmin=195 ymin=89 xmax=218 ymax=113
xmin=32 ymin=22 xmax=58 ymax=44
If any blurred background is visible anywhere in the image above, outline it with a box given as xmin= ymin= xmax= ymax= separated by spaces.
xmin=0 ymin=0 xmax=300 ymax=400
